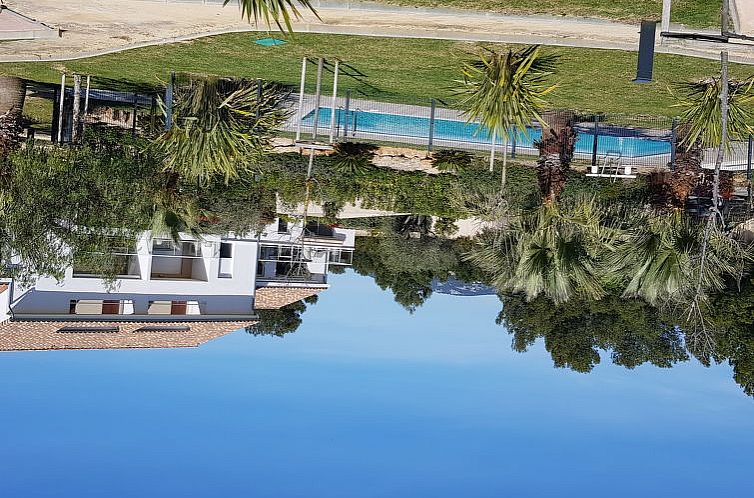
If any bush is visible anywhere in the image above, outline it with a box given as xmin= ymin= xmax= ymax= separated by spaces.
xmin=330 ymin=142 xmax=378 ymax=175
xmin=431 ymin=149 xmax=473 ymax=172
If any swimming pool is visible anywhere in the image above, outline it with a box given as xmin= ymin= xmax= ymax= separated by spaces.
xmin=301 ymin=107 xmax=672 ymax=158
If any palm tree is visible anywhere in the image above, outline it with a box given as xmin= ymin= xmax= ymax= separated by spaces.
xmin=153 ymin=75 xmax=289 ymax=184
xmin=673 ymin=61 xmax=754 ymax=216
xmin=607 ymin=210 xmax=752 ymax=308
xmin=535 ymin=110 xmax=577 ymax=205
xmin=469 ymin=197 xmax=614 ymax=305
xmin=456 ymin=45 xmax=557 ymax=187
xmin=228 ymin=0 xmax=319 ymax=33
xmin=0 ymin=76 xmax=27 ymax=157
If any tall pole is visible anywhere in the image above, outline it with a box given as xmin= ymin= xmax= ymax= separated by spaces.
xmin=83 ymin=76 xmax=91 ymax=117
xmin=328 ymin=59 xmax=340 ymax=143
xmin=722 ymin=0 xmax=731 ymax=35
xmin=661 ymin=0 xmax=672 ymax=34
xmin=296 ymin=57 xmax=307 ymax=142
xmin=57 ymin=73 xmax=66 ymax=143
xmin=312 ymin=58 xmax=324 ymax=140
xmin=81 ymin=75 xmax=91 ymax=137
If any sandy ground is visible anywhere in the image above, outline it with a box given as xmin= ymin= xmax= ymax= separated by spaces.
xmin=1 ymin=0 xmax=753 ymax=63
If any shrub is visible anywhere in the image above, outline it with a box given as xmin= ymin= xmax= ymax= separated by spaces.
xmin=330 ymin=142 xmax=378 ymax=175
xmin=431 ymin=149 xmax=473 ymax=172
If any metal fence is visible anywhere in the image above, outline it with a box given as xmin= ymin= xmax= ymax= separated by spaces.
xmin=26 ymin=79 xmax=159 ymax=143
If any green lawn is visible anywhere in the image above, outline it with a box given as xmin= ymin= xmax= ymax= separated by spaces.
xmin=389 ymin=0 xmax=722 ymax=28
xmin=2 ymin=32 xmax=749 ymax=117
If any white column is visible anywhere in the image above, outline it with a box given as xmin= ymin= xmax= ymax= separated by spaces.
xmin=661 ymin=0 xmax=672 ymax=33
xmin=329 ymin=60 xmax=340 ymax=143
xmin=295 ymin=57 xmax=307 ymax=142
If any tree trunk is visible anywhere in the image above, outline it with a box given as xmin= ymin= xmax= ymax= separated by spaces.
xmin=72 ymin=74 xmax=82 ymax=144
xmin=536 ymin=110 xmax=577 ymax=204
xmin=0 ymin=76 xmax=27 ymax=156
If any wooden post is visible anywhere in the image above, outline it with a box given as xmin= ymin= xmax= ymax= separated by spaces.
xmin=312 ymin=57 xmax=324 ymax=139
xmin=329 ymin=60 xmax=339 ymax=143
xmin=57 ymin=73 xmax=66 ymax=143
xmin=722 ymin=0 xmax=731 ymax=35
xmin=71 ymin=74 xmax=82 ymax=143
xmin=296 ymin=57 xmax=307 ymax=142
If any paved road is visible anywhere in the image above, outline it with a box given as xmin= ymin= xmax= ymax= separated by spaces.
xmin=0 ymin=0 xmax=753 ymax=63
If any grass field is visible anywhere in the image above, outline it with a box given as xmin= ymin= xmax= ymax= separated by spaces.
xmin=389 ymin=0 xmax=722 ymax=28
xmin=2 ymin=32 xmax=749 ymax=117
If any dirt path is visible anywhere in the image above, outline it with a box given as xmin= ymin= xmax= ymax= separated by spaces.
xmin=1 ymin=0 xmax=753 ymax=63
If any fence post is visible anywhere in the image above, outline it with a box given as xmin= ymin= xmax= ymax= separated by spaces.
xmin=165 ymin=71 xmax=175 ymax=131
xmin=343 ymin=89 xmax=351 ymax=137
xmin=82 ymin=75 xmax=91 ymax=136
xmin=329 ymin=59 xmax=339 ymax=143
xmin=428 ymin=98 xmax=436 ymax=153
xmin=150 ymin=95 xmax=157 ymax=132
xmin=51 ymin=87 xmax=60 ymax=144
xmin=312 ymin=57 xmax=324 ymax=140
xmin=296 ymin=57 xmax=307 ymax=142
xmin=670 ymin=117 xmax=678 ymax=171
xmin=746 ymin=135 xmax=754 ymax=214
xmin=591 ymin=114 xmax=600 ymax=168
xmin=57 ymin=73 xmax=66 ymax=143
xmin=131 ymin=92 xmax=138 ymax=137
xmin=511 ymin=130 xmax=517 ymax=159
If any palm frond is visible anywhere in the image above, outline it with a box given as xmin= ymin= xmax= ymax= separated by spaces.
xmin=455 ymin=45 xmax=558 ymax=142
xmin=228 ymin=0 xmax=320 ymax=33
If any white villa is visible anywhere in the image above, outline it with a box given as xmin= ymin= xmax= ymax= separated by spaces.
xmin=0 ymin=218 xmax=355 ymax=351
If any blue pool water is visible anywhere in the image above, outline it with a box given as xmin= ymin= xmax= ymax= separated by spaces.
xmin=302 ymin=107 xmax=672 ymax=158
